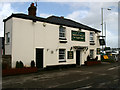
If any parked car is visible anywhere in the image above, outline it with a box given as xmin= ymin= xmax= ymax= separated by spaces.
xmin=112 ymin=50 xmax=119 ymax=55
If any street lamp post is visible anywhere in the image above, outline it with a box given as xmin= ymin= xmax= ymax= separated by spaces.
xmin=104 ymin=22 xmax=106 ymax=47
xmin=101 ymin=8 xmax=103 ymax=40
xmin=101 ymin=8 xmax=111 ymax=53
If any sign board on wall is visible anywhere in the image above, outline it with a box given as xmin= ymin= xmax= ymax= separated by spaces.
xmin=99 ymin=39 xmax=105 ymax=45
xmin=71 ymin=31 xmax=85 ymax=41
xmin=67 ymin=51 xmax=74 ymax=59
xmin=97 ymin=48 xmax=100 ymax=55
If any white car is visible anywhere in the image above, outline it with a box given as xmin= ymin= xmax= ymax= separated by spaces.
xmin=112 ymin=50 xmax=119 ymax=55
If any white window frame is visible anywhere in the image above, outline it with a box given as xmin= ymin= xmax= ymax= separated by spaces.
xmin=90 ymin=49 xmax=94 ymax=59
xmin=6 ymin=32 xmax=10 ymax=44
xmin=59 ymin=26 xmax=66 ymax=39
xmin=90 ymin=32 xmax=94 ymax=41
xmin=59 ymin=49 xmax=66 ymax=62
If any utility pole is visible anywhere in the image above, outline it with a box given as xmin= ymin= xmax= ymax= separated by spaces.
xmin=104 ymin=22 xmax=106 ymax=47
xmin=101 ymin=8 xmax=104 ymax=53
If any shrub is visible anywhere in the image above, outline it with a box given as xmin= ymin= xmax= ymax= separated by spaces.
xmin=95 ymin=56 xmax=98 ymax=61
xmin=87 ymin=55 xmax=90 ymax=61
xmin=31 ymin=60 xmax=35 ymax=67
xmin=16 ymin=61 xmax=24 ymax=68
xmin=16 ymin=61 xmax=20 ymax=68
xmin=19 ymin=61 xmax=24 ymax=68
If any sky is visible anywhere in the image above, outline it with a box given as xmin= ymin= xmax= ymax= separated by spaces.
xmin=0 ymin=1 xmax=119 ymax=48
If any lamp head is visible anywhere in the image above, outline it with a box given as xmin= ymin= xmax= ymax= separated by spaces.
xmin=107 ymin=8 xmax=111 ymax=10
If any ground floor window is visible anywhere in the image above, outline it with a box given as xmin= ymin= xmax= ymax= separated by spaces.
xmin=90 ymin=49 xmax=94 ymax=59
xmin=6 ymin=32 xmax=10 ymax=44
xmin=59 ymin=49 xmax=66 ymax=62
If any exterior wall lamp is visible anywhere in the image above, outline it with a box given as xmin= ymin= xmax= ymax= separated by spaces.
xmin=43 ymin=22 xmax=46 ymax=27
xmin=32 ymin=20 xmax=36 ymax=22
xmin=78 ymin=28 xmax=81 ymax=32
xmin=86 ymin=47 xmax=88 ymax=51
xmin=47 ymin=49 xmax=49 ymax=51
xmin=51 ymin=51 xmax=54 ymax=54
xmin=56 ymin=49 xmax=58 ymax=51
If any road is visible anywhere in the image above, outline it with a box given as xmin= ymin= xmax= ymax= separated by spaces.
xmin=2 ymin=62 xmax=120 ymax=89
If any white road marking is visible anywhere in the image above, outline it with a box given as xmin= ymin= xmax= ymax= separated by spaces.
xmin=80 ymin=85 xmax=92 ymax=89
xmin=108 ymin=67 xmax=116 ymax=70
xmin=75 ymin=85 xmax=92 ymax=90
xmin=49 ymin=77 xmax=90 ymax=88
xmin=108 ymin=66 xmax=120 ymax=70
xmin=100 ymin=73 xmax=107 ymax=76
xmin=98 ymin=82 xmax=106 ymax=87
xmin=114 ymin=79 xmax=119 ymax=82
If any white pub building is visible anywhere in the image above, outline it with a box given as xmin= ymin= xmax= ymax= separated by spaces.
xmin=3 ymin=3 xmax=101 ymax=68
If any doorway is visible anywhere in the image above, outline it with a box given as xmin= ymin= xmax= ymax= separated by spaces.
xmin=76 ymin=50 xmax=80 ymax=65
xmin=36 ymin=48 xmax=43 ymax=68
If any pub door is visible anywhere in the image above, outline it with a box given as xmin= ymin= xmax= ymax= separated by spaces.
xmin=36 ymin=48 xmax=43 ymax=68
xmin=76 ymin=50 xmax=80 ymax=65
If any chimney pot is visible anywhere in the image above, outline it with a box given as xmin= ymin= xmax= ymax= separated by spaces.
xmin=61 ymin=16 xmax=64 ymax=18
xmin=31 ymin=3 xmax=34 ymax=6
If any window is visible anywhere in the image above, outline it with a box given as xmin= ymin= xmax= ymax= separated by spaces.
xmin=6 ymin=32 xmax=10 ymax=44
xmin=59 ymin=49 xmax=66 ymax=62
xmin=67 ymin=51 xmax=74 ymax=59
xmin=90 ymin=50 xmax=94 ymax=59
xmin=97 ymin=48 xmax=100 ymax=55
xmin=90 ymin=32 xmax=94 ymax=41
xmin=59 ymin=26 xmax=66 ymax=39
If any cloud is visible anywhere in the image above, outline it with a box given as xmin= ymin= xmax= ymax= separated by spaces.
xmin=40 ymin=13 xmax=53 ymax=18
xmin=0 ymin=3 xmax=15 ymax=37
xmin=0 ymin=2 xmax=118 ymax=48
xmin=107 ymin=31 xmax=118 ymax=47
xmin=66 ymin=2 xmax=118 ymax=48
xmin=67 ymin=10 xmax=88 ymax=22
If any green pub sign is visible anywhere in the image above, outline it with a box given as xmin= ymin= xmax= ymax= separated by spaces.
xmin=67 ymin=51 xmax=74 ymax=59
xmin=72 ymin=30 xmax=85 ymax=41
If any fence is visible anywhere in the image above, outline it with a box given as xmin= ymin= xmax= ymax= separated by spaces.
xmin=2 ymin=55 xmax=11 ymax=69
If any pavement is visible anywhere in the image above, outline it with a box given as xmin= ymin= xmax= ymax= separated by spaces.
xmin=2 ymin=62 xmax=120 ymax=89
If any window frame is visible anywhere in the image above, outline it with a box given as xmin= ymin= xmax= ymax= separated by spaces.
xmin=6 ymin=32 xmax=10 ymax=44
xmin=59 ymin=26 xmax=66 ymax=39
xmin=90 ymin=32 xmax=94 ymax=41
xmin=90 ymin=49 xmax=94 ymax=59
xmin=59 ymin=49 xmax=66 ymax=62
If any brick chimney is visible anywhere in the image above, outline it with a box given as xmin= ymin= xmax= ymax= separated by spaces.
xmin=60 ymin=16 xmax=64 ymax=18
xmin=28 ymin=3 xmax=37 ymax=16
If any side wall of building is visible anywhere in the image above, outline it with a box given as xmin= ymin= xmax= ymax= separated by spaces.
xmin=5 ymin=19 xmax=12 ymax=55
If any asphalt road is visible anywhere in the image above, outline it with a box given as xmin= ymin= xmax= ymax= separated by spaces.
xmin=2 ymin=62 xmax=120 ymax=89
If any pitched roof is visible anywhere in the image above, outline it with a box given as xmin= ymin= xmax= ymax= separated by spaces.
xmin=3 ymin=13 xmax=101 ymax=32
xmin=3 ymin=13 xmax=45 ymax=22
xmin=46 ymin=16 xmax=100 ymax=32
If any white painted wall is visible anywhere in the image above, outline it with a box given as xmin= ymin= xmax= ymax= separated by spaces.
xmin=5 ymin=19 xmax=12 ymax=55
xmin=11 ymin=18 xmax=35 ymax=67
xmin=5 ymin=17 xmax=101 ymax=68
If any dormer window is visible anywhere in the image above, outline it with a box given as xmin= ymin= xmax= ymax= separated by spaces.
xmin=59 ymin=26 xmax=66 ymax=40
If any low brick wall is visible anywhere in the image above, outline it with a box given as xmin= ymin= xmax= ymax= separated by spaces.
xmin=85 ymin=61 xmax=101 ymax=66
xmin=2 ymin=67 xmax=38 ymax=76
